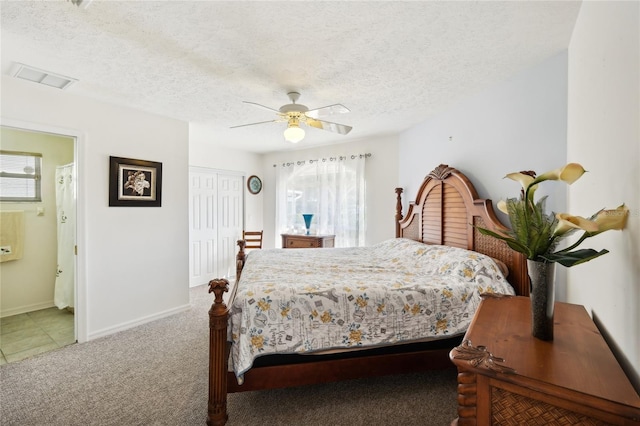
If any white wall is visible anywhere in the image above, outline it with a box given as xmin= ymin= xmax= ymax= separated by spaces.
xmin=399 ymin=52 xmax=568 ymax=210
xmin=0 ymin=128 xmax=74 ymax=316
xmin=567 ymin=1 xmax=640 ymax=387
xmin=189 ymin=122 xmax=264 ymax=233
xmin=262 ymin=135 xmax=399 ymax=249
xmin=1 ymin=76 xmax=190 ymax=341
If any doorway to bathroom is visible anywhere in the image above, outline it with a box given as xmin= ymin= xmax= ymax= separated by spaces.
xmin=0 ymin=126 xmax=77 ymax=364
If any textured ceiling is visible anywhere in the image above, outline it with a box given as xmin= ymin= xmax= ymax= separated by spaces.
xmin=1 ymin=1 xmax=581 ymax=153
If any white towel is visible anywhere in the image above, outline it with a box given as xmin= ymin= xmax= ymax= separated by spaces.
xmin=0 ymin=211 xmax=25 ymax=262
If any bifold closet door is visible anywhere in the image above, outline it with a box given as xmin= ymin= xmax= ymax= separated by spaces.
xmin=189 ymin=168 xmax=243 ymax=287
xmin=216 ymin=174 xmax=243 ymax=280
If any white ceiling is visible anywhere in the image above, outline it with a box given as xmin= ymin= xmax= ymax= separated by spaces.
xmin=1 ymin=1 xmax=581 ymax=153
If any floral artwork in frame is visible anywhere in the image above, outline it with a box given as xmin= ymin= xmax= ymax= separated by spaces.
xmin=109 ymin=156 xmax=162 ymax=207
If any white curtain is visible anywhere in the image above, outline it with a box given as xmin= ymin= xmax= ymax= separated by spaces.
xmin=54 ymin=163 xmax=75 ymax=309
xmin=276 ymin=155 xmax=367 ymax=247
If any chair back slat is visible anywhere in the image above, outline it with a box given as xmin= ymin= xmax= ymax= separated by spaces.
xmin=242 ymin=230 xmax=263 ymax=249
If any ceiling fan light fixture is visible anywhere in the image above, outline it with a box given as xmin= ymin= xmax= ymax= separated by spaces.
xmin=284 ymin=122 xmax=305 ymax=143
xmin=231 ymin=92 xmax=352 ymax=142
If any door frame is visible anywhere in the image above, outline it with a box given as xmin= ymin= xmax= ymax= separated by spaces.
xmin=0 ymin=117 xmax=87 ymax=343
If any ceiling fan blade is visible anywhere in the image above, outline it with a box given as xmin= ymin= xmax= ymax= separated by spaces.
xmin=242 ymin=101 xmax=280 ymax=113
xmin=305 ymin=104 xmax=350 ymax=119
xmin=230 ymin=120 xmax=278 ymax=129
xmin=306 ymin=118 xmax=352 ymax=135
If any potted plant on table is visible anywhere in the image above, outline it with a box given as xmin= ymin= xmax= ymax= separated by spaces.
xmin=476 ymin=163 xmax=628 ymax=341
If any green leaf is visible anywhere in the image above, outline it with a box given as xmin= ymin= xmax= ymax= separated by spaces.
xmin=540 ymin=249 xmax=610 ymax=267
xmin=503 ymin=196 xmax=557 ymax=259
xmin=506 ymin=199 xmax=529 ymax=245
xmin=505 ymin=239 xmax=532 ymax=257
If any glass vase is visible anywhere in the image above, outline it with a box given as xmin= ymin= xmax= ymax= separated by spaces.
xmin=302 ymin=214 xmax=313 ymax=235
xmin=527 ymin=259 xmax=556 ymax=341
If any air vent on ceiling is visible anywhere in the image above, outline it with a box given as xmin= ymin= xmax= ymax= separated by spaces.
xmin=10 ymin=63 xmax=77 ymax=90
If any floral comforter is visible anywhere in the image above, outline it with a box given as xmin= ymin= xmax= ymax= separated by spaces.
xmin=229 ymin=238 xmax=515 ymax=383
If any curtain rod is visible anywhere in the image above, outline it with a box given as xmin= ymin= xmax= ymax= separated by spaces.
xmin=273 ymin=153 xmax=371 ymax=168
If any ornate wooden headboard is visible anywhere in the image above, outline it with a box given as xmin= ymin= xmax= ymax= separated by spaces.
xmin=395 ymin=164 xmax=528 ymax=296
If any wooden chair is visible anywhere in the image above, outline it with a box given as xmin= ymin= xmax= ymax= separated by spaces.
xmin=242 ymin=230 xmax=263 ymax=249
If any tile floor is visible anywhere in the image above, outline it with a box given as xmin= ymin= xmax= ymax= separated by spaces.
xmin=0 ymin=307 xmax=75 ymax=365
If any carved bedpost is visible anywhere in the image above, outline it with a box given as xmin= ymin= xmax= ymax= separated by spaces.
xmin=207 ymin=278 xmax=229 ymax=426
xmin=395 ymin=187 xmax=403 ymax=238
xmin=236 ymin=240 xmax=246 ymax=280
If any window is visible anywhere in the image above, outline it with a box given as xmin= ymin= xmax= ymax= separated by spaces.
xmin=0 ymin=151 xmax=42 ymax=202
xmin=276 ymin=155 xmax=367 ymax=247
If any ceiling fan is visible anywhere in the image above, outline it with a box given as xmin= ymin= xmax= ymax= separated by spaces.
xmin=231 ymin=92 xmax=352 ymax=143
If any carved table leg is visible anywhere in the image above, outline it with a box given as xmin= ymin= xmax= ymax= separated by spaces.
xmin=455 ymin=371 xmax=477 ymax=426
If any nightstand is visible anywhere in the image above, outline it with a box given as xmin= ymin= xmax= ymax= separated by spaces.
xmin=281 ymin=234 xmax=335 ymax=248
xmin=449 ymin=295 xmax=640 ymax=425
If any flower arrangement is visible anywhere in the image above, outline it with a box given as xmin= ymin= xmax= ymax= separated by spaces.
xmin=477 ymin=163 xmax=628 ymax=267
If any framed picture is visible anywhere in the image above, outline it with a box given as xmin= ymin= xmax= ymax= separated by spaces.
xmin=109 ymin=156 xmax=162 ymax=207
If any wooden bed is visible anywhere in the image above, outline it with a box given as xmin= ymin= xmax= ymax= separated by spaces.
xmin=206 ymin=164 xmax=528 ymax=426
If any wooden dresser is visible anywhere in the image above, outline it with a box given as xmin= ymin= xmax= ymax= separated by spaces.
xmin=281 ymin=234 xmax=335 ymax=249
xmin=450 ymin=295 xmax=640 ymax=425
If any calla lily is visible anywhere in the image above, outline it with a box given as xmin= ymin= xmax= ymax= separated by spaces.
xmin=553 ymin=213 xmax=599 ymax=236
xmin=475 ymin=163 xmax=626 ymax=268
xmin=505 ymin=172 xmax=538 ymax=201
xmin=553 ymin=204 xmax=629 ymax=259
xmin=497 ymin=199 xmax=508 ymax=215
xmin=532 ymin=163 xmax=586 ymax=186
xmin=505 ymin=172 xmax=535 ymax=189
xmin=590 ymin=204 xmax=629 ymax=235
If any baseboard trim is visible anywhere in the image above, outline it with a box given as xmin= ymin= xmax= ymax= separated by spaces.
xmin=1 ymin=301 xmax=56 ymax=318
xmin=87 ymin=303 xmax=191 ymax=340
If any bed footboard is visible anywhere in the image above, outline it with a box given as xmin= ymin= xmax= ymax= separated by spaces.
xmin=207 ymin=278 xmax=230 ymax=426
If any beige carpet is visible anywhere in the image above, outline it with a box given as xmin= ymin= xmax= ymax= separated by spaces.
xmin=0 ymin=284 xmax=458 ymax=425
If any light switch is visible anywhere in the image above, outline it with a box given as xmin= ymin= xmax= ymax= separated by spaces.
xmin=36 ymin=207 xmax=44 ymax=216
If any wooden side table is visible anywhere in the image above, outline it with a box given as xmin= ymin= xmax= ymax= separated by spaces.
xmin=281 ymin=234 xmax=335 ymax=249
xmin=450 ymin=295 xmax=640 ymax=425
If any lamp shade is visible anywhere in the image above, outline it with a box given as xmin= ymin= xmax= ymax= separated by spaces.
xmin=284 ymin=125 xmax=305 ymax=143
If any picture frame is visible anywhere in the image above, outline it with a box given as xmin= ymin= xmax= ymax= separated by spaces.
xmin=109 ymin=156 xmax=162 ymax=207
